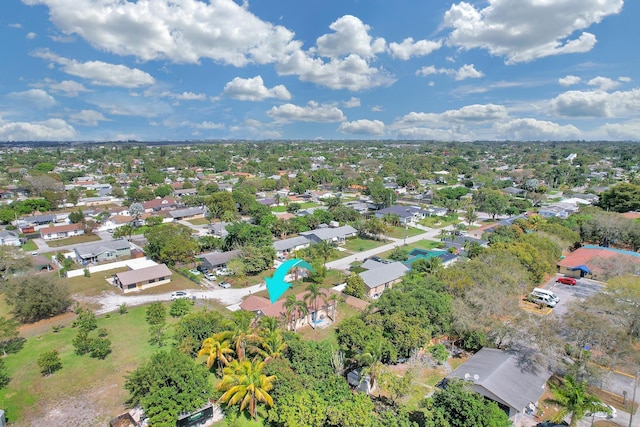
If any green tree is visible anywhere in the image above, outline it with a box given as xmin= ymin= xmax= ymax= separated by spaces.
xmin=169 ymin=298 xmax=192 ymax=318
xmin=429 ymin=379 xmax=511 ymax=427
xmin=344 ymin=273 xmax=366 ymax=299
xmin=4 ymin=276 xmax=71 ymax=323
xmin=68 ymin=209 xmax=84 ymax=224
xmin=314 ymin=240 xmax=336 ymax=268
xmin=473 ymin=188 xmax=510 ymax=219
xmin=598 ymin=182 xmax=640 ymax=212
xmin=144 ymin=224 xmax=199 ymax=266
xmin=326 ymin=392 xmax=376 ymax=427
xmin=146 ymin=302 xmax=167 ymax=347
xmin=429 ymin=343 xmax=449 ymax=364
xmin=0 ymin=316 xmax=20 ymax=356
xmin=267 ymin=389 xmax=328 ymax=427
xmin=547 ymin=375 xmax=607 ymax=427
xmin=125 ymin=349 xmax=212 ymax=427
xmin=217 ymin=359 xmax=276 ymax=420
xmin=0 ymin=359 xmax=10 ymax=389
xmin=173 ymin=310 xmax=224 ymax=357
xmin=38 ymin=350 xmax=63 ymax=376
xmin=198 ymin=331 xmax=235 ymax=375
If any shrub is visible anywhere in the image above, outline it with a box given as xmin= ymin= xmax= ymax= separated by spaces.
xmin=38 ymin=350 xmax=63 ymax=376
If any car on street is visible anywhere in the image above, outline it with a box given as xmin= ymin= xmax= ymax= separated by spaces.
xmin=556 ymin=276 xmax=577 ymax=286
xmin=219 ymin=281 xmax=231 ymax=289
xmin=204 ymin=273 xmax=217 ymax=281
xmin=587 ymin=403 xmax=616 ymax=419
xmin=171 ymin=291 xmax=190 ymax=300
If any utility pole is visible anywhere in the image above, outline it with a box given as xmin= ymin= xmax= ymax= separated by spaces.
xmin=630 ymin=369 xmax=638 ymax=427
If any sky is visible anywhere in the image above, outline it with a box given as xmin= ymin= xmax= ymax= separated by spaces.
xmin=1 ymin=0 xmax=639 ymax=142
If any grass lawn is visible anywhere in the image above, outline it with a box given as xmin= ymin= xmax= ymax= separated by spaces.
xmin=0 ymin=303 xmax=181 ymax=426
xmin=342 ymin=237 xmax=389 ymax=252
xmin=386 ymin=226 xmax=425 ymax=239
xmin=186 ymin=218 xmax=209 ymax=225
xmin=21 ymin=240 xmax=38 ymax=252
xmin=46 ymin=234 xmax=102 ymax=247
xmin=419 ymin=215 xmax=459 ymax=229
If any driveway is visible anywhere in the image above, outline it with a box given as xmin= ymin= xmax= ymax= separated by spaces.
xmin=538 ymin=275 xmax=604 ymax=318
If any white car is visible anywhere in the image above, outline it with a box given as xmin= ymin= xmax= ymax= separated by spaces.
xmin=587 ymin=403 xmax=616 ymax=419
xmin=170 ymin=291 xmax=190 ymax=300
xmin=204 ymin=273 xmax=217 ymax=281
xmin=219 ymin=281 xmax=231 ymax=289
xmin=215 ymin=268 xmax=232 ymax=276
xmin=188 ymin=269 xmax=201 ymax=276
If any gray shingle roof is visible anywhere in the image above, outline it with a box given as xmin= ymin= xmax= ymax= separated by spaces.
xmin=300 ymin=225 xmax=357 ymax=241
xmin=273 ymin=236 xmax=310 ymax=252
xmin=115 ymin=264 xmax=172 ymax=287
xmin=199 ymin=249 xmax=241 ymax=267
xmin=75 ymin=239 xmax=131 ymax=258
xmin=359 ymin=261 xmax=408 ymax=289
xmin=447 ymin=347 xmax=551 ymax=412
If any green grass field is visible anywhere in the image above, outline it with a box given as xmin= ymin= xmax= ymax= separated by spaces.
xmin=386 ymin=226 xmax=426 ymax=239
xmin=342 ymin=237 xmax=389 ymax=252
xmin=46 ymin=234 xmax=102 ymax=247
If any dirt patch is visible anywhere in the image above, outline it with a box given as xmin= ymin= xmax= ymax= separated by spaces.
xmin=18 ymin=312 xmax=76 ymax=338
xmin=16 ymin=381 xmax=126 ymax=427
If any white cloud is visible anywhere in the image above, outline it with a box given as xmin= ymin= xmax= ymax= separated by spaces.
xmin=69 ymin=109 xmax=109 ymax=126
xmin=276 ymin=51 xmax=395 ymax=91
xmin=343 ymin=97 xmax=361 ymax=108
xmin=395 ymin=104 xmax=508 ymax=127
xmin=494 ymin=118 xmax=580 ymax=140
xmin=619 ymin=76 xmax=632 ymax=83
xmin=23 ymin=0 xmax=300 ymax=67
xmin=443 ymin=0 xmax=623 ymax=63
xmin=598 ymin=120 xmax=640 ymax=140
xmin=371 ymin=106 xmax=383 ymax=112
xmin=388 ymin=37 xmax=441 ymax=60
xmin=454 ymin=64 xmax=484 ymax=80
xmin=8 ymin=89 xmax=57 ymax=108
xmin=587 ymin=76 xmax=620 ymax=91
xmin=0 ymin=118 xmax=76 ymax=140
xmin=87 ymin=92 xmax=172 ymax=118
xmin=223 ymin=75 xmax=291 ymax=101
xmin=559 ymin=75 xmax=581 ymax=86
xmin=9 ymin=23 xmax=22 ymax=28
xmin=48 ymin=80 xmax=90 ymax=97
xmin=551 ymin=89 xmax=640 ymax=118
xmin=26 ymin=32 xmax=37 ymax=39
xmin=416 ymin=64 xmax=483 ymax=80
xmin=315 ymin=15 xmax=385 ymax=59
xmin=339 ymin=119 xmax=385 ymax=135
xmin=267 ymin=101 xmax=345 ymax=123
xmin=155 ymin=90 xmax=207 ymax=101
xmin=32 ymin=50 xmax=155 ymax=88
xmin=194 ymin=121 xmax=225 ymax=130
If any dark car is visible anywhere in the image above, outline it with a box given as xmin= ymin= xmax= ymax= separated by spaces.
xmin=557 ymin=276 xmax=577 ymax=286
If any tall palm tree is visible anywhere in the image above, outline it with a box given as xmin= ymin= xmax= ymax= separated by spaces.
xmin=314 ymin=240 xmax=336 ymax=268
xmin=217 ymin=359 xmax=276 ymax=420
xmin=546 ymin=375 xmax=607 ymax=427
xmin=327 ymin=293 xmax=340 ymax=321
xmin=283 ymin=295 xmax=297 ymax=332
xmin=293 ymin=300 xmax=308 ymax=332
xmin=257 ymin=330 xmax=288 ymax=362
xmin=463 ymin=205 xmax=478 ymax=228
xmin=224 ymin=311 xmax=261 ymax=361
xmin=198 ymin=331 xmax=234 ymax=376
xmin=356 ymin=339 xmax=386 ymax=394
xmin=258 ymin=315 xmax=280 ymax=336
xmin=304 ymin=283 xmax=324 ymax=328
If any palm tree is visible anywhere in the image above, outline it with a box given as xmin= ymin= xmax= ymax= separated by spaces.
xmin=224 ymin=311 xmax=261 ymax=361
xmin=327 ymin=293 xmax=340 ymax=321
xmin=356 ymin=339 xmax=386 ymax=395
xmin=546 ymin=375 xmax=607 ymax=427
xmin=198 ymin=331 xmax=234 ymax=376
xmin=293 ymin=300 xmax=308 ymax=332
xmin=258 ymin=316 xmax=280 ymax=336
xmin=283 ymin=295 xmax=297 ymax=332
xmin=304 ymin=283 xmax=324 ymax=328
xmin=217 ymin=359 xmax=276 ymax=420
xmin=257 ymin=330 xmax=287 ymax=362
xmin=314 ymin=240 xmax=336 ymax=268
xmin=463 ymin=205 xmax=478 ymax=228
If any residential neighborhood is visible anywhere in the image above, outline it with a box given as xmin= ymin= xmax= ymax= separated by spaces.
xmin=0 ymin=140 xmax=639 ymax=427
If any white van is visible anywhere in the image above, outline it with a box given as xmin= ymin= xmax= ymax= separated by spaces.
xmin=527 ymin=293 xmax=557 ymax=308
xmin=532 ymin=287 xmax=559 ymax=304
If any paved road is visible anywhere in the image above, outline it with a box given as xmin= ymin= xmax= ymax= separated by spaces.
xmin=325 ymin=225 xmax=453 ymax=272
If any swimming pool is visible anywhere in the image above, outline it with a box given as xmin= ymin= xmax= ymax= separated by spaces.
xmin=404 ymin=249 xmax=448 ymax=266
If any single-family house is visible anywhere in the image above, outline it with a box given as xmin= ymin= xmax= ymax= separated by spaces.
xmin=74 ymin=239 xmax=131 ymax=264
xmin=21 ymin=214 xmax=58 ymax=227
xmin=359 ymin=261 xmax=409 ymax=299
xmin=142 ymin=197 xmax=178 ymax=213
xmin=207 ymin=222 xmax=229 ymax=238
xmin=446 ymin=347 xmax=551 ymax=423
xmin=198 ymin=249 xmax=241 ymax=271
xmin=239 ymin=288 xmax=336 ymax=331
xmin=300 ymin=225 xmax=357 ymax=245
xmin=374 ymin=205 xmax=428 ymax=225
xmin=168 ymin=206 xmax=205 ymax=221
xmin=173 ymin=188 xmax=198 ymax=198
xmin=273 ymin=236 xmax=311 ymax=257
xmin=0 ymin=230 xmax=21 ymax=246
xmin=113 ymin=263 xmax=173 ymax=293
xmin=39 ymin=223 xmax=85 ymax=241
xmin=557 ymin=245 xmax=640 ymax=279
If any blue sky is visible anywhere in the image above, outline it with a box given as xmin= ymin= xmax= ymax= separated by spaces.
xmin=1 ymin=0 xmax=638 ymax=142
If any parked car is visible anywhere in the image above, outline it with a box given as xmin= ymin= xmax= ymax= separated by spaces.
xmin=171 ymin=291 xmax=190 ymax=300
xmin=587 ymin=403 xmax=616 ymax=419
xmin=215 ymin=268 xmax=232 ymax=276
xmin=219 ymin=281 xmax=231 ymax=289
xmin=556 ymin=276 xmax=577 ymax=286
xmin=197 ymin=265 xmax=209 ymax=273
xmin=204 ymin=273 xmax=217 ymax=281
xmin=188 ymin=269 xmax=201 ymax=276
xmin=527 ymin=293 xmax=557 ymax=308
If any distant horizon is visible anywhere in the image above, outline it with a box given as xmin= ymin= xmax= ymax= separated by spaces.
xmin=2 ymin=1 xmax=638 ymax=142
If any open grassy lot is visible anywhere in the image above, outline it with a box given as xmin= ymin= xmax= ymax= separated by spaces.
xmin=376 ymin=239 xmax=442 ymax=259
xmin=21 ymin=240 xmax=38 ymax=252
xmin=46 ymin=234 xmax=102 ymax=247
xmin=342 ymin=237 xmax=389 ymax=252
xmin=419 ymin=215 xmax=459 ymax=229
xmin=0 ymin=303 xmax=180 ymax=426
xmin=386 ymin=226 xmax=425 ymax=239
